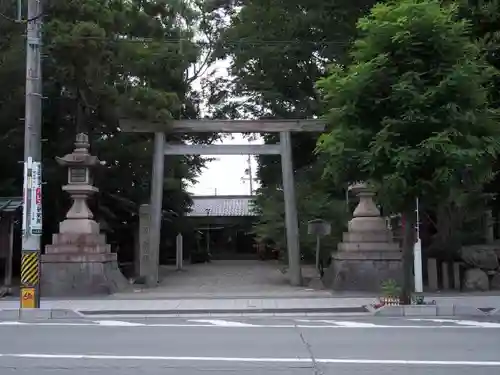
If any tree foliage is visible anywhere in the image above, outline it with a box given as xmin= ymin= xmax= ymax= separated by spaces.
xmin=0 ymin=0 xmax=212 ymax=262
xmin=317 ymin=0 xmax=500 ymax=296
xmin=205 ymin=0 xmax=378 ymax=251
xmin=317 ymin=0 xmax=500 ymax=213
xmin=251 ymin=162 xmax=348 ymax=260
xmin=211 ymin=0 xmax=378 ymax=185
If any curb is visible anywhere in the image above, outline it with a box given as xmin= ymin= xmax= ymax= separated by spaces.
xmin=372 ymin=304 xmax=494 ymax=317
xmin=78 ymin=306 xmax=370 ymax=316
xmin=0 ymin=309 xmax=84 ymax=320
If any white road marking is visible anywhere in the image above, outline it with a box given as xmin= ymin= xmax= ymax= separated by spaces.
xmin=0 ymin=320 xmax=498 ymax=329
xmin=409 ymin=319 xmax=500 ymax=328
xmin=94 ymin=320 xmax=145 ymax=327
xmin=326 ymin=321 xmax=387 ymax=328
xmin=1 ymin=353 xmax=499 ymax=366
xmin=0 ymin=322 xmax=90 ymax=326
xmin=296 ymin=319 xmax=387 ymax=327
xmin=188 ymin=319 xmax=257 ymax=327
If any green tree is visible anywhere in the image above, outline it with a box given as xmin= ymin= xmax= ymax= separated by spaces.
xmin=0 ymin=0 xmax=211 ymax=263
xmin=316 ymin=0 xmax=500 ymax=300
xmin=251 ymin=162 xmax=348 ymax=261
xmin=213 ymin=0 xmax=378 ymax=185
xmin=205 ymin=0 xmax=377 ymax=254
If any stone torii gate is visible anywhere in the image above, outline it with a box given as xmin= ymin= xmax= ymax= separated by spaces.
xmin=120 ymin=119 xmax=325 ymax=286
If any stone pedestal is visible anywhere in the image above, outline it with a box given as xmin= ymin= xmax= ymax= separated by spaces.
xmin=42 ymin=233 xmax=129 ymax=296
xmin=41 ymin=133 xmax=128 ymax=296
xmin=324 ymin=183 xmax=402 ymax=292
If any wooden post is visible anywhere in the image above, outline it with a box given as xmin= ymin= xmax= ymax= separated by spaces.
xmin=5 ymin=218 xmax=13 ymax=288
xmin=280 ymin=131 xmax=302 ymax=286
xmin=176 ymin=233 xmax=183 ymax=270
xmin=453 ymin=262 xmax=461 ymax=290
xmin=148 ymin=132 xmax=165 ymax=286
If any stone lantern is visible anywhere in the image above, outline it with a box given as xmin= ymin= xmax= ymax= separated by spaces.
xmin=323 ymin=182 xmax=403 ymax=292
xmin=56 ymin=133 xmax=100 ymax=234
xmin=41 ymin=133 xmax=128 ymax=296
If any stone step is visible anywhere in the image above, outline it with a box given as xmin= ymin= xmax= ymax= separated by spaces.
xmin=45 ymin=244 xmax=111 ymax=254
xmin=348 ymin=217 xmax=388 ymax=232
xmin=337 ymin=242 xmax=400 ymax=252
xmin=342 ymin=231 xmax=393 ymax=243
xmin=52 ymin=233 xmax=107 ymax=246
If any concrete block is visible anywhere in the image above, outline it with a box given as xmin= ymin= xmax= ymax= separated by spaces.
xmin=19 ymin=308 xmax=52 ymax=320
xmin=373 ymin=306 xmax=404 ymax=316
xmin=427 ymin=258 xmax=438 ymax=291
xmin=403 ymin=305 xmax=437 ymax=316
xmin=437 ymin=304 xmax=455 ymax=316
xmin=0 ymin=309 xmax=20 ymax=320
xmin=50 ymin=309 xmax=84 ymax=319
xmin=442 ymin=262 xmax=450 ymax=290
xmin=453 ymin=305 xmax=487 ymax=316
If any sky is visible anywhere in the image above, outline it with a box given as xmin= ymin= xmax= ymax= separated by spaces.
xmin=186 ymin=134 xmax=261 ymax=196
xmin=186 ymin=43 xmax=263 ymax=197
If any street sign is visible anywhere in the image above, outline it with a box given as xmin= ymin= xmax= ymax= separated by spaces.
xmin=20 ymin=287 xmax=36 ymax=309
xmin=307 ymin=219 xmax=331 ymax=236
xmin=307 ymin=219 xmax=332 ymax=277
xmin=30 ymin=161 xmax=42 ymax=235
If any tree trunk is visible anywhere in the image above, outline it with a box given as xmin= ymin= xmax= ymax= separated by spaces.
xmin=401 ymin=210 xmax=416 ymax=304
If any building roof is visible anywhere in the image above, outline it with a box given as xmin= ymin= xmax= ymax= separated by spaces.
xmin=187 ymin=195 xmax=258 ymax=217
xmin=0 ymin=197 xmax=22 ymax=213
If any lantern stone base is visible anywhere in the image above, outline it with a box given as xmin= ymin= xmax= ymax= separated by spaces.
xmin=323 ymin=251 xmax=403 ymax=292
xmin=41 ymin=233 xmax=129 ymax=296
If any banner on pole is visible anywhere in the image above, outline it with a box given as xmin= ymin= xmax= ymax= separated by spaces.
xmin=29 ymin=161 xmax=42 ymax=235
xmin=22 ymin=158 xmax=33 ymax=236
xmin=22 ymin=162 xmax=28 ymax=236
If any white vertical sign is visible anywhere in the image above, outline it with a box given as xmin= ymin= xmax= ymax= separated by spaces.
xmin=22 ymin=161 xmax=29 ymax=236
xmin=22 ymin=157 xmax=33 ymax=236
xmin=30 ymin=161 xmax=42 ymax=235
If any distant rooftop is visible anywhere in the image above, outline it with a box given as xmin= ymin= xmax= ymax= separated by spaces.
xmin=187 ymin=195 xmax=258 ymax=217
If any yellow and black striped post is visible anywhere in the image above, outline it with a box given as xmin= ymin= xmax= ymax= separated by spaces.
xmin=20 ymin=251 xmax=40 ymax=308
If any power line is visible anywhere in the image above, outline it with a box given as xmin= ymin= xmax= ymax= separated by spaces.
xmin=0 ymin=11 xmax=43 ymax=23
xmin=68 ymin=36 xmax=349 ymax=46
xmin=0 ymin=31 xmax=347 ymax=46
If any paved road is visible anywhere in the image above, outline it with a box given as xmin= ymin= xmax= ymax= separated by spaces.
xmin=1 ymin=316 xmax=500 ymax=374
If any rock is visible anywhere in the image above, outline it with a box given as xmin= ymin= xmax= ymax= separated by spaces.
xmin=463 ymin=268 xmax=490 ymax=291
xmin=460 ymin=245 xmax=499 ymax=270
xmin=491 ymin=273 xmax=500 ymax=290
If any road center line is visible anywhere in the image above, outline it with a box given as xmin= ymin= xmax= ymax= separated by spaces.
xmin=1 ymin=353 xmax=499 ymax=366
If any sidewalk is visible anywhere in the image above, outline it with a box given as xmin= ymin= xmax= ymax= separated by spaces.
xmin=0 ymin=297 xmax=373 ymax=315
xmin=1 ymin=294 xmax=499 ymax=317
xmin=1 ymin=260 xmax=499 ymax=318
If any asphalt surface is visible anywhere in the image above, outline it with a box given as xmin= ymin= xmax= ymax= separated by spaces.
xmin=1 ymin=315 xmax=500 ymax=374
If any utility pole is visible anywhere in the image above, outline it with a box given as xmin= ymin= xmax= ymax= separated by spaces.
xmin=20 ymin=0 xmax=43 ymax=309
xmin=241 ymin=155 xmax=254 ymax=195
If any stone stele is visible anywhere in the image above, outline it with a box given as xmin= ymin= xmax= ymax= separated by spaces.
xmin=323 ymin=182 xmax=403 ymax=291
xmin=41 ymin=133 xmax=129 ymax=296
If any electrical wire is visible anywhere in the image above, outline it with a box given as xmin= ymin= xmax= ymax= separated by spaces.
xmin=0 ymin=11 xmax=43 ymax=23
xmin=45 ymin=35 xmax=349 ymax=47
